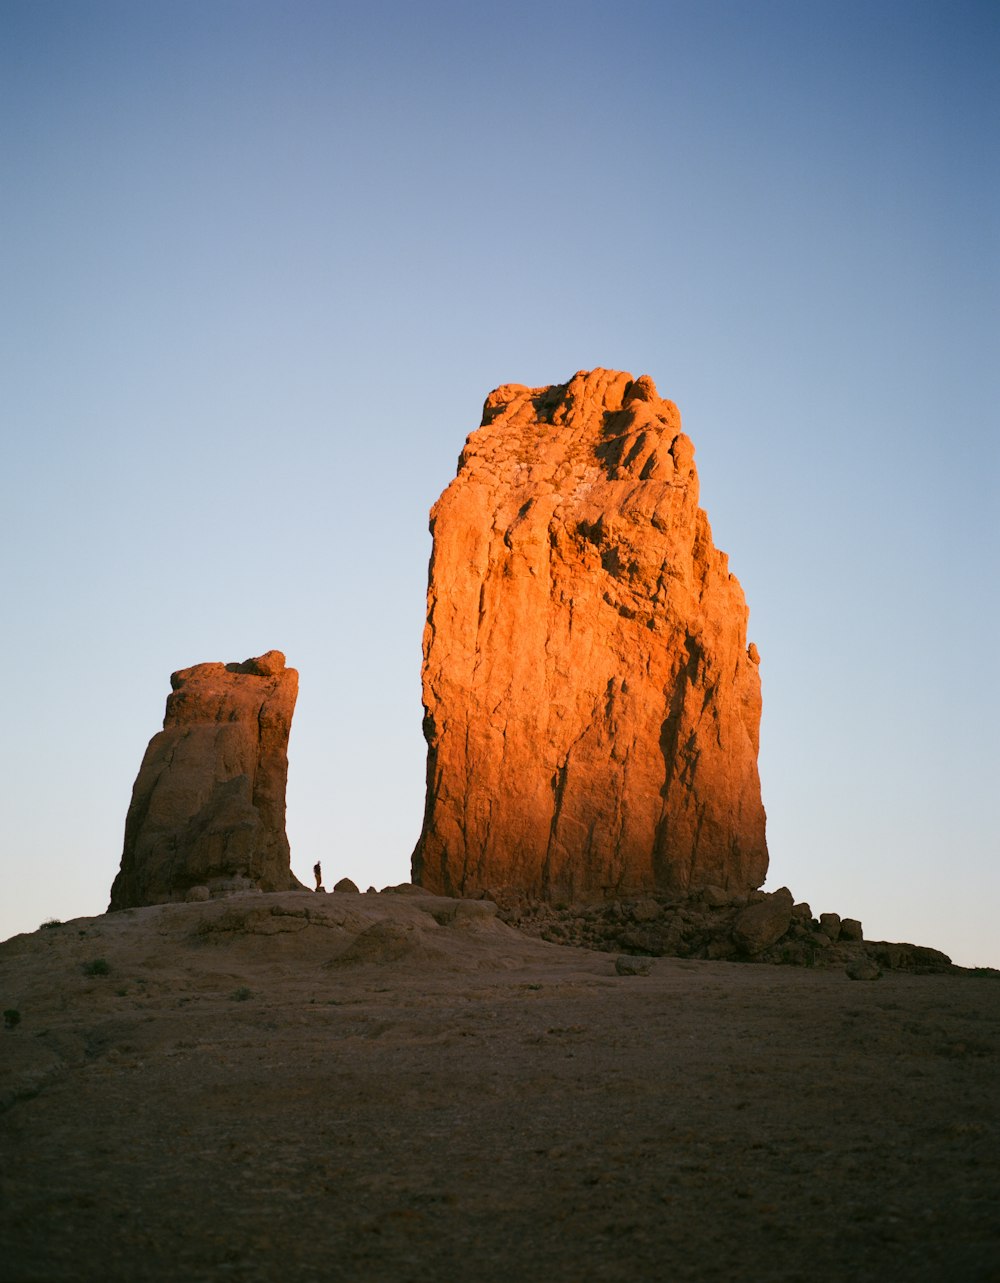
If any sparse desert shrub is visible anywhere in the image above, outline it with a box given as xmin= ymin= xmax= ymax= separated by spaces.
xmin=82 ymin=958 xmax=110 ymax=976
xmin=3 ymin=1009 xmax=20 ymax=1029
xmin=40 ymin=918 xmax=61 ymax=929
xmin=230 ymin=986 xmax=253 ymax=1001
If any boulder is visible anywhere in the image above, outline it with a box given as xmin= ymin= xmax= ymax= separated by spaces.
xmin=732 ymin=887 xmax=794 ymax=955
xmin=840 ymin=918 xmax=864 ymax=942
xmin=818 ymin=912 xmax=842 ymax=941
xmin=333 ymin=878 xmax=360 ymax=894
xmin=109 ymin=651 xmax=302 ymax=910
xmin=412 ymin=370 xmax=767 ymax=902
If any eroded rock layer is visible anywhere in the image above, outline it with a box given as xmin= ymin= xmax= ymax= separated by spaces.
xmin=109 ymin=651 xmax=303 ymax=909
xmin=412 ymin=369 xmax=767 ymax=902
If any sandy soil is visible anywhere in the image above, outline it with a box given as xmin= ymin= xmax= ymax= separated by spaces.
xmin=1 ymin=891 xmax=998 ymax=1282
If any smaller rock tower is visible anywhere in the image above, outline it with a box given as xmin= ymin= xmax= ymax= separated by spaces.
xmin=109 ymin=651 xmax=303 ymax=909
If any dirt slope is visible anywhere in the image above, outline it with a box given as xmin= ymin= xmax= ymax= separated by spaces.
xmin=2 ymin=891 xmax=997 ymax=1282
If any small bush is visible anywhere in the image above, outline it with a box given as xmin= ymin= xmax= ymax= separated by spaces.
xmin=82 ymin=958 xmax=110 ymax=976
xmin=40 ymin=918 xmax=61 ymax=930
xmin=230 ymin=986 xmax=253 ymax=1002
xmin=3 ymin=1009 xmax=20 ymax=1029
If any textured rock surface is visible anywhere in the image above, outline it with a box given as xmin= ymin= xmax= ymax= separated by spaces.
xmin=413 ymin=369 xmax=767 ymax=901
xmin=109 ymin=651 xmax=302 ymax=909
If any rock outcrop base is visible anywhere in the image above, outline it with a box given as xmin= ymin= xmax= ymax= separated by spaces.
xmin=493 ymin=887 xmax=957 ymax=974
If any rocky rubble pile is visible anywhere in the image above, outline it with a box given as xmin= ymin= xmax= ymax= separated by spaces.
xmin=493 ymin=885 xmax=957 ymax=974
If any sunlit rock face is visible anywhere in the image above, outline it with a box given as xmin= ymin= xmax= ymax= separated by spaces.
xmin=412 ymin=369 xmax=767 ymax=902
xmin=109 ymin=651 xmax=303 ymax=910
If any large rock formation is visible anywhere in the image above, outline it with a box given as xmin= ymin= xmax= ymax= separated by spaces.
xmin=109 ymin=651 xmax=303 ymax=910
xmin=412 ymin=369 xmax=767 ymax=902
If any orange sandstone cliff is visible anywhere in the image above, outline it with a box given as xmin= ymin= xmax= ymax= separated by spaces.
xmin=412 ymin=370 xmax=767 ymax=902
xmin=109 ymin=651 xmax=303 ymax=910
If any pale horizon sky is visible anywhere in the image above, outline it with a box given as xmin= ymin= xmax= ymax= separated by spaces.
xmin=2 ymin=1 xmax=997 ymax=966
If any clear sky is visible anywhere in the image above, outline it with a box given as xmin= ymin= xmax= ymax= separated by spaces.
xmin=2 ymin=0 xmax=997 ymax=966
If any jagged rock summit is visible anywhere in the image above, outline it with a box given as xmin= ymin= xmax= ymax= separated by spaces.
xmin=109 ymin=651 xmax=303 ymax=910
xmin=412 ymin=369 xmax=768 ymax=902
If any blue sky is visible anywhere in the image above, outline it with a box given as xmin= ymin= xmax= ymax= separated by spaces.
xmin=2 ymin=0 xmax=997 ymax=965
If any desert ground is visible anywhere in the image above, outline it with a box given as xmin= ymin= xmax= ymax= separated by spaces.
xmin=1 ymin=890 xmax=997 ymax=1283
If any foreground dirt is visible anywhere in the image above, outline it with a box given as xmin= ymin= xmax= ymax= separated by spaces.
xmin=1 ymin=891 xmax=998 ymax=1282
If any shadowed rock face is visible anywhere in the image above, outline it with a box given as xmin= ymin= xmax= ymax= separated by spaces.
xmin=109 ymin=651 xmax=303 ymax=910
xmin=412 ymin=369 xmax=767 ymax=902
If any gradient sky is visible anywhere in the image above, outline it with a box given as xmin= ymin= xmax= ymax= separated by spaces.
xmin=2 ymin=0 xmax=997 ymax=966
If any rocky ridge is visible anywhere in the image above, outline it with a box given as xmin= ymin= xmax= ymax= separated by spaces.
xmin=413 ymin=369 xmax=767 ymax=903
xmin=493 ymin=886 xmax=958 ymax=975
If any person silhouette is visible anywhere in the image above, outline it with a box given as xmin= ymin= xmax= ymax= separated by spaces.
xmin=313 ymin=861 xmax=324 ymax=892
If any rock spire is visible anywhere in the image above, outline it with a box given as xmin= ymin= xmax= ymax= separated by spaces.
xmin=109 ymin=651 xmax=302 ymax=910
xmin=412 ymin=369 xmax=767 ymax=902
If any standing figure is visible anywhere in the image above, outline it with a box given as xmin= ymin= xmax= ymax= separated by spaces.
xmin=313 ymin=861 xmax=323 ymax=892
